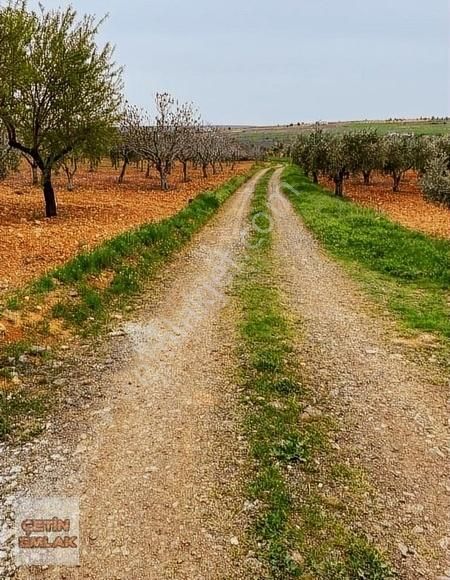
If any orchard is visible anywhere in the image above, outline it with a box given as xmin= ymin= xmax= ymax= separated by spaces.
xmin=291 ymin=126 xmax=450 ymax=206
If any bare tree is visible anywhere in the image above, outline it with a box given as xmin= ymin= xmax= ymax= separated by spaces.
xmin=176 ymin=102 xmax=201 ymax=182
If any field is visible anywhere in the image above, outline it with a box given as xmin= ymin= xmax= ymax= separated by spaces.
xmin=232 ymin=118 xmax=450 ymax=146
xmin=0 ymin=160 xmax=252 ymax=293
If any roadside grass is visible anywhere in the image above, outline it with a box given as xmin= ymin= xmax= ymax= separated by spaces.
xmin=282 ymin=165 xmax=450 ymax=342
xmin=0 ymin=168 xmax=258 ymax=441
xmin=236 ymin=169 xmax=393 ymax=578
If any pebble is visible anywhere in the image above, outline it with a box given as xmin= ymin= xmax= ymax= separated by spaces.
xmin=29 ymin=345 xmax=47 ymax=355
xmin=74 ymin=443 xmax=88 ymax=455
xmin=53 ymin=378 xmax=67 ymax=386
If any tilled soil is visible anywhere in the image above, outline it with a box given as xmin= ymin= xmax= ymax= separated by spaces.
xmin=0 ymin=161 xmax=252 ymax=294
xmin=269 ymin=170 xmax=450 ymax=580
xmin=3 ymin=169 xmax=268 ymax=580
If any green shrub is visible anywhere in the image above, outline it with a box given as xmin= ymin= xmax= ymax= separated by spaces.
xmin=420 ymin=154 xmax=450 ymax=207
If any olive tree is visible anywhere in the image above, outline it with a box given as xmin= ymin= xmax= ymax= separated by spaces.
xmin=291 ymin=127 xmax=330 ymax=183
xmin=420 ymin=154 xmax=450 ymax=207
xmin=325 ymin=134 xmax=352 ymax=196
xmin=346 ymin=129 xmax=383 ymax=185
xmin=382 ymin=134 xmax=416 ymax=192
xmin=0 ymin=2 xmax=122 ymax=216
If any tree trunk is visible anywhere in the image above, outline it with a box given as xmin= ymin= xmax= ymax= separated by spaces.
xmin=312 ymin=171 xmax=319 ymax=184
xmin=202 ymin=164 xmax=208 ymax=178
xmin=182 ymin=161 xmax=188 ymax=183
xmin=334 ymin=174 xmax=344 ymax=197
xmin=65 ymin=168 xmax=74 ymax=191
xmin=31 ymin=162 xmax=39 ymax=186
xmin=392 ymin=172 xmax=402 ymax=192
xmin=145 ymin=162 xmax=151 ymax=179
xmin=363 ymin=170 xmax=371 ymax=185
xmin=42 ymin=169 xmax=57 ymax=218
xmin=157 ymin=164 xmax=169 ymax=190
xmin=118 ymin=159 xmax=128 ymax=184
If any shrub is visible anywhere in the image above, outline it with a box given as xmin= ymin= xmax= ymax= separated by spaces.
xmin=420 ymin=154 xmax=450 ymax=207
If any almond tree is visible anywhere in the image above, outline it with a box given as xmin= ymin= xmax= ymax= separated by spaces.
xmin=193 ymin=126 xmax=217 ymax=178
xmin=0 ymin=143 xmax=19 ymax=180
xmin=177 ymin=102 xmax=201 ymax=182
xmin=146 ymin=93 xmax=186 ymax=190
xmin=0 ymin=2 xmax=122 ymax=216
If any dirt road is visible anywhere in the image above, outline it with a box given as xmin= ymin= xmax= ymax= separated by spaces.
xmin=3 ymin=166 xmax=450 ymax=579
xmin=11 ymin=169 xmax=268 ymax=580
xmin=269 ymin=170 xmax=450 ymax=580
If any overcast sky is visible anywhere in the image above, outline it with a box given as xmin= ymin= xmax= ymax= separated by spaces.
xmin=29 ymin=0 xmax=449 ymax=125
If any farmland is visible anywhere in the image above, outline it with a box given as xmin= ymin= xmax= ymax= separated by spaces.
xmin=232 ymin=118 xmax=450 ymax=147
xmin=0 ymin=159 xmax=252 ymax=293
xmin=320 ymin=170 xmax=450 ymax=240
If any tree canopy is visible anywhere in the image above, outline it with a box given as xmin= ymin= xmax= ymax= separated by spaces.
xmin=0 ymin=1 xmax=123 ymax=216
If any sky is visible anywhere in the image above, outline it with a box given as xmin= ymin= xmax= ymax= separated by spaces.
xmin=27 ymin=0 xmax=449 ymax=125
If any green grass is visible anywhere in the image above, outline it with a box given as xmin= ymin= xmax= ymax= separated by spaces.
xmin=236 ymin=168 xmax=393 ymax=578
xmin=0 ymin=389 xmax=47 ymax=440
xmin=234 ymin=119 xmax=450 ymax=147
xmin=282 ymin=165 xmax=450 ymax=340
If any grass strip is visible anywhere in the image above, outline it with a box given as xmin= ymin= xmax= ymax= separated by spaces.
xmin=236 ymin=168 xmax=394 ymax=578
xmin=281 ymin=165 xmax=450 ymax=342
